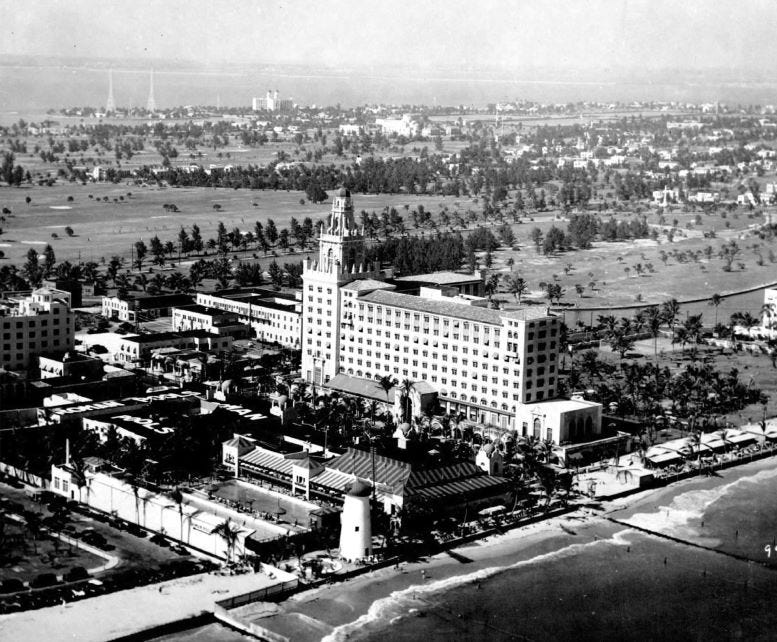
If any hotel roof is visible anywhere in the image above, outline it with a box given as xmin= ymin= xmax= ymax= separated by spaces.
xmin=341 ymin=279 xmax=396 ymax=293
xmin=357 ymin=290 xmax=551 ymax=325
xmin=393 ymin=271 xmax=483 ymax=285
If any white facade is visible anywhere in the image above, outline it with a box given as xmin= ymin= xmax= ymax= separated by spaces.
xmin=301 ymin=188 xmax=382 ymax=384
xmin=515 ymin=398 xmax=602 ymax=444
xmin=195 ymin=291 xmax=302 ymax=348
xmin=116 ymin=332 xmax=231 ymax=365
xmin=0 ymin=288 xmax=74 ymax=370
xmin=338 ymin=481 xmax=372 ymax=561
xmin=299 ymin=193 xmax=591 ymax=432
xmin=339 ymin=288 xmax=559 ymax=430
xmin=762 ymin=288 xmax=777 ymax=335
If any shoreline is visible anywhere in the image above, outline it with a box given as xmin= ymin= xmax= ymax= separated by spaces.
xmin=253 ymin=455 xmax=777 ymax=642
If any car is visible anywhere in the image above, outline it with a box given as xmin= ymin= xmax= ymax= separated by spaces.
xmin=170 ymin=544 xmax=190 ymax=556
xmin=149 ymin=533 xmax=170 ymax=547
xmin=30 ymin=573 xmax=59 ymax=589
xmin=63 ymin=567 xmax=89 ymax=583
xmin=0 ymin=579 xmax=25 ymax=594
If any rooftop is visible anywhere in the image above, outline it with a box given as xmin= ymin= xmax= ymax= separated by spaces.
xmin=341 ymin=279 xmax=396 ymax=293
xmin=326 ymin=373 xmax=396 ymax=403
xmin=174 ymin=304 xmax=236 ymax=317
xmin=394 ymin=271 xmax=483 ymax=285
xmin=358 ymin=290 xmax=552 ymax=325
xmin=121 ymin=330 xmax=221 ymax=344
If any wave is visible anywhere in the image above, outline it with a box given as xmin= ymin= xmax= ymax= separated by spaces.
xmin=321 ymin=528 xmax=635 ymax=642
xmin=623 ymin=465 xmax=777 ymax=541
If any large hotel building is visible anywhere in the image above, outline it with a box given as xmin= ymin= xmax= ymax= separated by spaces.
xmin=302 ymin=189 xmax=601 ymax=438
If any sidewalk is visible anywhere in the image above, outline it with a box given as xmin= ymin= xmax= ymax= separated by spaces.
xmin=0 ymin=570 xmax=284 ymax=642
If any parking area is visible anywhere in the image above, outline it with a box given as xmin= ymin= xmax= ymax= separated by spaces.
xmin=0 ymin=481 xmax=196 ymax=578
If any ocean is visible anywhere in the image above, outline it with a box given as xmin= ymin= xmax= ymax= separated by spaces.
xmin=4 ymin=62 xmax=777 ymax=116
xmin=152 ymin=461 xmax=777 ymax=641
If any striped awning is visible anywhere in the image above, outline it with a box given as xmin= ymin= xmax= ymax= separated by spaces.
xmin=404 ymin=474 xmax=507 ymax=501
xmin=240 ymin=448 xmax=294 ymax=476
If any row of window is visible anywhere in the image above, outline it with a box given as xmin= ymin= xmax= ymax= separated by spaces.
xmin=2 ymin=316 xmax=68 ymax=330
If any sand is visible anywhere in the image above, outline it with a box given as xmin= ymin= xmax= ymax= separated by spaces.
xmin=0 ymin=569 xmax=286 ymax=642
xmin=255 ymin=456 xmax=777 ymax=642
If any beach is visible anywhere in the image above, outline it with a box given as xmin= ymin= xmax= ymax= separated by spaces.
xmin=177 ymin=456 xmax=777 ymax=642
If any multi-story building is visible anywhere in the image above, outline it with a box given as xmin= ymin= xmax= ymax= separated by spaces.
xmin=301 ymin=188 xmax=382 ymax=384
xmin=195 ymin=289 xmax=301 ymax=348
xmin=302 ymin=191 xmax=603 ymax=436
xmin=252 ymin=90 xmax=294 ymax=113
xmin=0 ymin=288 xmax=74 ymax=370
xmin=116 ymin=330 xmax=231 ymax=365
xmin=171 ymin=304 xmax=249 ymax=338
xmin=102 ymin=293 xmax=193 ymax=323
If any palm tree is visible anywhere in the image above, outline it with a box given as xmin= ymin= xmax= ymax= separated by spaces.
xmin=709 ymin=293 xmax=723 ymax=327
xmin=169 ymin=487 xmax=185 ymax=541
xmin=377 ymin=375 xmax=396 ymax=416
xmin=212 ymin=518 xmax=241 ymax=563
xmin=660 ymin=298 xmax=681 ymax=340
xmin=399 ymin=379 xmax=414 ymax=423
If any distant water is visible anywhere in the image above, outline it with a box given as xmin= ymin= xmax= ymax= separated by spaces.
xmin=4 ymin=63 xmax=777 ymax=116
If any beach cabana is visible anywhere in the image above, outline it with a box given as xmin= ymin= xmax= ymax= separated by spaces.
xmin=645 ymin=449 xmax=683 ymax=468
xmin=724 ymin=431 xmax=757 ymax=448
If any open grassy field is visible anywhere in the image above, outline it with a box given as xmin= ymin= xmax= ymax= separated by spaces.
xmin=489 ymin=204 xmax=777 ymax=321
xmin=0 ymin=182 xmax=466 ymax=265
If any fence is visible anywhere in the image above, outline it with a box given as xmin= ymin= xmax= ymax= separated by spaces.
xmin=214 ymin=578 xmax=299 ymax=610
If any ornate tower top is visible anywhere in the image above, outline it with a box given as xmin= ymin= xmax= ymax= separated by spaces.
xmin=325 ymin=188 xmax=358 ymax=237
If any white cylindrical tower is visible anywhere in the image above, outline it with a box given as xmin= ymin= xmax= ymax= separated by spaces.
xmin=339 ymin=478 xmax=373 ymax=561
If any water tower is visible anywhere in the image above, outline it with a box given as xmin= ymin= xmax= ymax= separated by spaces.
xmin=339 ymin=478 xmax=372 ymax=561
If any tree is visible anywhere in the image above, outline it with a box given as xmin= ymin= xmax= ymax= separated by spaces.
xmin=191 ymin=224 xmax=203 ymax=254
xmin=211 ymin=518 xmax=241 ymax=562
xmin=22 ymin=248 xmax=42 ymax=287
xmin=64 ymin=226 xmax=74 ymax=237
xmin=507 ymin=276 xmax=528 ymax=303
xmin=709 ymin=293 xmax=723 ymax=328
xmin=660 ymin=298 xmax=681 ymax=338
xmin=305 ymin=181 xmax=327 ymax=203
xmin=268 ymin=260 xmax=283 ymax=288
xmin=150 ymin=235 xmax=165 ymax=266
xmin=377 ymin=375 xmax=396 ymax=416
xmin=42 ymin=244 xmax=56 ymax=277
xmin=266 ymin=219 xmax=279 ymax=246
xmin=134 ymin=240 xmax=147 ymax=270
xmin=530 ymin=227 xmax=543 ymax=250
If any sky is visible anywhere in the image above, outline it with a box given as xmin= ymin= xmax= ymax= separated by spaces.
xmin=2 ymin=0 xmax=775 ymax=74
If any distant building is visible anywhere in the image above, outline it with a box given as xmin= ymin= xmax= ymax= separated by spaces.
xmin=38 ymin=351 xmax=103 ymax=380
xmin=375 ymin=114 xmax=420 ymax=138
xmin=196 ymin=288 xmax=302 ymax=348
xmin=252 ymin=90 xmax=294 ymax=113
xmin=0 ymin=288 xmax=74 ymax=371
xmin=102 ymin=293 xmax=194 ymax=323
xmin=115 ymin=330 xmax=231 ymax=365
xmin=171 ymin=304 xmax=249 ymax=338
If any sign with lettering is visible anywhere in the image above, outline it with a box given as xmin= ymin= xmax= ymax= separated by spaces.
xmin=112 ymin=414 xmax=174 ymax=435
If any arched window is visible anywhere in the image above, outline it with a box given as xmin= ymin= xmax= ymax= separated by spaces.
xmin=585 ymin=417 xmax=593 ymax=434
xmin=533 ymin=418 xmax=541 ymax=439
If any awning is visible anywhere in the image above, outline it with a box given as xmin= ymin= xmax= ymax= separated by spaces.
xmin=646 ymin=450 xmax=683 ymax=466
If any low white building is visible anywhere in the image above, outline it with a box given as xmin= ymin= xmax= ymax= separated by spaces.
xmin=515 ymin=398 xmax=602 ymax=444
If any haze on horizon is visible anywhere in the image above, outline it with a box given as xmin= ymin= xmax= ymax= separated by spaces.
xmin=2 ymin=0 xmax=775 ymax=77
